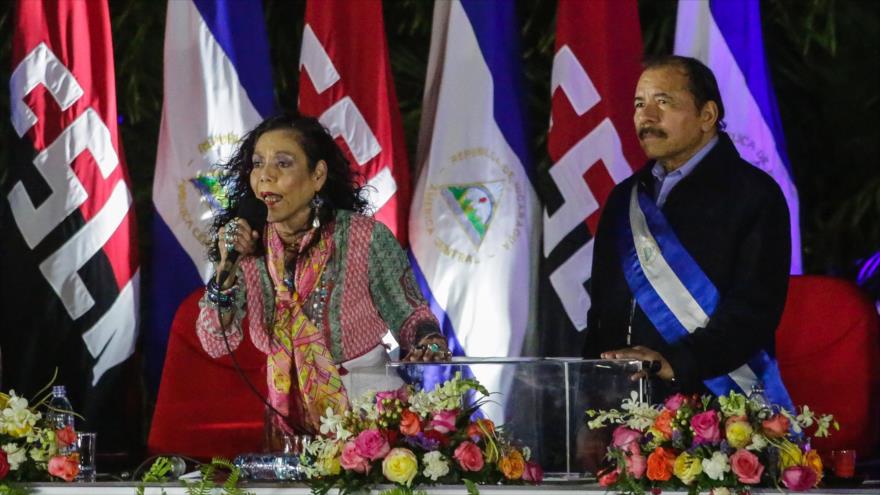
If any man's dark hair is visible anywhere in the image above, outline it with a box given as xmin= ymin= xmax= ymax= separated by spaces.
xmin=643 ymin=55 xmax=726 ymax=130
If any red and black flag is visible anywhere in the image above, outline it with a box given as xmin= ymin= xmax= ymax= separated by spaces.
xmin=1 ymin=0 xmax=140 ymax=453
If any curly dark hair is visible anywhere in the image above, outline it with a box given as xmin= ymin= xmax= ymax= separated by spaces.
xmin=208 ymin=113 xmax=370 ymax=262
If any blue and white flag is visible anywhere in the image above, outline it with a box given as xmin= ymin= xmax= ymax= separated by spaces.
xmin=148 ymin=0 xmax=275 ymax=387
xmin=409 ymin=0 xmax=540 ymax=421
xmin=675 ymin=0 xmax=801 ymax=273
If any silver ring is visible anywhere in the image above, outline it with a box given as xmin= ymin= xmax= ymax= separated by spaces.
xmin=427 ymin=343 xmax=441 ymax=353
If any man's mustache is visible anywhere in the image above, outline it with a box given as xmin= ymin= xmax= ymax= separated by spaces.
xmin=638 ymin=127 xmax=667 ymax=140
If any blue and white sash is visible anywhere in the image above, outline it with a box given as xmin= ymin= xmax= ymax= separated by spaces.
xmin=616 ymin=183 xmax=793 ymax=411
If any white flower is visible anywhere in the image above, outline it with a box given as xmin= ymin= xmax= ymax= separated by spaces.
xmin=422 ymin=451 xmax=450 ymax=481
xmin=3 ymin=443 xmax=27 ymax=470
xmin=522 ymin=446 xmax=531 ymax=462
xmin=30 ymin=446 xmax=48 ymax=462
xmin=0 ymin=393 xmax=40 ymax=438
xmin=701 ymin=451 xmax=730 ymax=481
xmin=711 ymin=487 xmax=731 ymax=495
xmin=746 ymin=433 xmax=768 ymax=451
xmin=318 ymin=407 xmax=352 ymax=440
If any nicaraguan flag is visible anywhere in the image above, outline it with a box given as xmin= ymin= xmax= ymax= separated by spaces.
xmin=675 ymin=0 xmax=802 ymax=273
xmin=148 ymin=0 xmax=275 ymax=388
xmin=409 ymin=0 xmax=540 ymax=421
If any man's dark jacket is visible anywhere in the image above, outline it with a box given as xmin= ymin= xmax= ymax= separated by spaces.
xmin=582 ymin=132 xmax=791 ymax=394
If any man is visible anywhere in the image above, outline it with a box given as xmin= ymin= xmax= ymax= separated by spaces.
xmin=582 ymin=55 xmax=792 ymax=407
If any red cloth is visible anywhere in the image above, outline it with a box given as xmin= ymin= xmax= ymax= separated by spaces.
xmin=776 ymin=275 xmax=880 ymax=457
xmin=148 ymin=289 xmax=267 ymax=460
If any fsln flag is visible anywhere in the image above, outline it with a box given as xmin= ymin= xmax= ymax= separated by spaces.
xmin=675 ymin=0 xmax=802 ymax=274
xmin=148 ymin=0 xmax=275 ymax=387
xmin=2 ymin=0 xmax=139 ymax=451
xmin=298 ymin=0 xmax=412 ymax=244
xmin=409 ymin=0 xmax=540 ymax=420
xmin=539 ymin=0 xmax=644 ymax=355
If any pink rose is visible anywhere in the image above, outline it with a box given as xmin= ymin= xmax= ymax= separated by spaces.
xmin=598 ymin=467 xmax=620 ymax=487
xmin=55 ymin=424 xmax=76 ymax=448
xmin=782 ymin=466 xmax=819 ymax=491
xmin=730 ymin=449 xmax=764 ymax=484
xmin=612 ymin=425 xmax=642 ymax=448
xmin=762 ymin=414 xmax=790 ymax=439
xmin=522 ymin=460 xmax=543 ymax=484
xmin=429 ymin=410 xmax=458 ymax=434
xmin=340 ymin=441 xmax=371 ymax=473
xmin=453 ymin=441 xmax=485 ymax=471
xmin=664 ymin=393 xmax=687 ymax=412
xmin=624 ymin=441 xmax=641 ymax=456
xmin=626 ymin=453 xmax=647 ymax=479
xmin=691 ymin=410 xmax=721 ymax=445
xmin=355 ymin=429 xmax=391 ymax=460
xmin=48 ymin=454 xmax=80 ymax=482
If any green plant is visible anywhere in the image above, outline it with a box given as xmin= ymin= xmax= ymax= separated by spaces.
xmin=182 ymin=457 xmax=252 ymax=495
xmin=135 ymin=456 xmax=175 ymax=495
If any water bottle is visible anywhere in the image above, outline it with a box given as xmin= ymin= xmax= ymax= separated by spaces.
xmin=233 ymin=453 xmax=306 ymax=481
xmin=47 ymin=385 xmax=76 ymax=454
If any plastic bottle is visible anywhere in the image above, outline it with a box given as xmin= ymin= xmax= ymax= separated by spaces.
xmin=47 ymin=385 xmax=76 ymax=454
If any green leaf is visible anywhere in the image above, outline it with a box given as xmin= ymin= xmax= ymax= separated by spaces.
xmin=464 ymin=479 xmax=480 ymax=495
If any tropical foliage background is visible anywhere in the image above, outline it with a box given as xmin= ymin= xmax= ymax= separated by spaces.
xmin=1 ymin=0 xmax=878 ymax=293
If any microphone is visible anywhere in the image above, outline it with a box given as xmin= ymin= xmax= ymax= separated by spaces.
xmin=217 ymin=195 xmax=267 ymax=287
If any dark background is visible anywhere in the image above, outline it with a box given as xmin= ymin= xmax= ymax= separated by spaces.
xmin=3 ymin=0 xmax=877 ymax=288
xmin=1 ymin=0 xmax=878 ymax=444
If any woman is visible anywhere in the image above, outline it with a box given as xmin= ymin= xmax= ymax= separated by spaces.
xmin=196 ymin=114 xmax=449 ymax=439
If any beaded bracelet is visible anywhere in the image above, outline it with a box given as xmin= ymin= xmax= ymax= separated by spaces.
xmin=206 ymin=277 xmax=238 ymax=310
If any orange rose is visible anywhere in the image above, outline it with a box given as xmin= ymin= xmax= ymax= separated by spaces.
xmin=55 ymin=424 xmax=76 ymax=448
xmin=761 ymin=414 xmax=790 ymax=439
xmin=652 ymin=410 xmax=675 ymax=440
xmin=498 ymin=449 xmax=526 ymax=480
xmin=805 ymin=450 xmax=823 ymax=481
xmin=399 ymin=409 xmax=421 ymax=436
xmin=48 ymin=454 xmax=80 ymax=482
xmin=467 ymin=419 xmax=496 ymax=439
xmin=646 ymin=447 xmax=677 ymax=481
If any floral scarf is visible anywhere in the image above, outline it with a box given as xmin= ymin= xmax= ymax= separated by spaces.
xmin=265 ymin=223 xmax=348 ymax=434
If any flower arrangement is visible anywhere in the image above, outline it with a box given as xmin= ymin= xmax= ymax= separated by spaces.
xmin=586 ymin=391 xmax=838 ymax=494
xmin=301 ymin=373 xmax=543 ymax=494
xmin=0 ymin=388 xmax=80 ymax=486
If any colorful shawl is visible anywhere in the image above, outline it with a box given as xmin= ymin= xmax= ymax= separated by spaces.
xmin=265 ymin=223 xmax=348 ymax=433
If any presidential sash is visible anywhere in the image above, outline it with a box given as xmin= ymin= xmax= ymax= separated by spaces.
xmin=616 ymin=183 xmax=793 ymax=411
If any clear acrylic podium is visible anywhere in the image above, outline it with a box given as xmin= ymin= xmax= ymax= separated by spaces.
xmin=366 ymin=358 xmax=649 ymax=479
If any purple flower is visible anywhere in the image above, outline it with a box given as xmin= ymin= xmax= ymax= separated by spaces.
xmin=404 ymin=432 xmax=440 ymax=451
xmin=672 ymin=429 xmax=683 ymax=444
xmin=719 ymin=440 xmax=733 ymax=455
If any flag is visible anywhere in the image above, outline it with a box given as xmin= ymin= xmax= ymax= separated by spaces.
xmin=409 ymin=0 xmax=540 ymax=421
xmin=2 ymin=0 xmax=139 ymax=451
xmin=298 ymin=0 xmax=411 ymax=244
xmin=148 ymin=0 xmax=275 ymax=388
xmin=675 ymin=0 xmax=802 ymax=273
xmin=539 ymin=0 xmax=644 ymax=356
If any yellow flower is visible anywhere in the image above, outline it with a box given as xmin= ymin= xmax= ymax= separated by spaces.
xmin=673 ymin=452 xmax=703 ymax=485
xmin=382 ymin=448 xmax=418 ymax=486
xmin=725 ymin=420 xmax=753 ymax=449
xmin=778 ymin=440 xmax=804 ymax=470
xmin=321 ymin=455 xmax=341 ymax=476
xmin=499 ymin=450 xmax=526 ymax=480
xmin=805 ymin=450 xmax=823 ymax=481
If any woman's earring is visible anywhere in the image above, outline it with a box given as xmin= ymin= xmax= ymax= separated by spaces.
xmin=309 ymin=194 xmax=324 ymax=229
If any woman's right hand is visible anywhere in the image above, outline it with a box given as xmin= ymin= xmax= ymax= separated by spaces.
xmin=218 ymin=217 xmax=260 ymax=275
